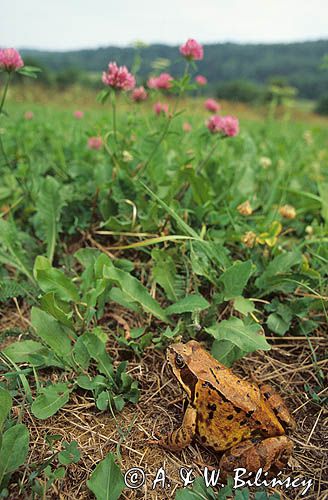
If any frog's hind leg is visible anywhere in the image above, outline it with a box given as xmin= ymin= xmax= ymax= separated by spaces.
xmin=260 ymin=384 xmax=296 ymax=431
xmin=158 ymin=405 xmax=197 ymax=451
xmin=219 ymin=436 xmax=293 ymax=480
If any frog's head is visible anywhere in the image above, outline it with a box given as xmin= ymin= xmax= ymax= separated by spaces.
xmin=166 ymin=340 xmax=204 ymax=399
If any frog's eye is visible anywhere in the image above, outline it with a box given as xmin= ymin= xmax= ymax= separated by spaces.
xmin=175 ymin=354 xmax=185 ymax=369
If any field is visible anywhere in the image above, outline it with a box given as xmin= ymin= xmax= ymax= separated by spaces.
xmin=0 ymin=72 xmax=327 ymax=500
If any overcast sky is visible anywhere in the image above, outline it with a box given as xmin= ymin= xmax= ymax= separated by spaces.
xmin=1 ymin=0 xmax=328 ymax=51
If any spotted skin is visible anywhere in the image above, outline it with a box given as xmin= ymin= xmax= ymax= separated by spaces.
xmin=158 ymin=340 xmax=295 ymax=476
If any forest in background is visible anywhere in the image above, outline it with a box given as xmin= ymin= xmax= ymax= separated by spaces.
xmin=19 ymin=40 xmax=328 ymax=100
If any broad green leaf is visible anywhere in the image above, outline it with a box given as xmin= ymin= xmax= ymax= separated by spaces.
xmin=96 ymin=390 xmax=111 ymax=411
xmin=31 ymin=307 xmax=74 ymax=365
xmin=0 ymin=387 xmax=12 ymax=431
xmin=103 ymin=265 xmax=169 ymax=323
xmin=206 ymin=317 xmax=271 ymax=353
xmin=255 ymin=250 xmax=301 ymax=292
xmin=33 ymin=176 xmax=64 ymax=263
xmin=267 ymin=313 xmax=290 ymax=336
xmin=0 ymin=424 xmax=29 ymax=484
xmin=87 ymin=452 xmax=125 ymax=500
xmin=82 ymin=333 xmax=116 ymax=386
xmin=0 ymin=219 xmax=35 ymax=283
xmin=219 ymin=260 xmax=253 ymax=300
xmin=108 ymin=287 xmax=141 ymax=313
xmin=233 ymin=296 xmax=255 ymax=315
xmin=166 ymin=294 xmax=210 ymax=315
xmin=152 ymin=248 xmax=183 ymax=301
xmin=3 ymin=339 xmax=64 ymax=368
xmin=34 ymin=256 xmax=79 ymax=302
xmin=72 ymin=337 xmax=90 ymax=370
xmin=40 ymin=292 xmax=73 ymax=327
xmin=211 ymin=339 xmax=247 ymax=367
xmin=76 ymin=374 xmax=107 ymax=391
xmin=31 ymin=382 xmax=70 ymax=419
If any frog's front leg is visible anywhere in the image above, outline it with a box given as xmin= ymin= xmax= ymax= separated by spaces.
xmin=158 ymin=404 xmax=197 ymax=451
xmin=260 ymin=384 xmax=296 ymax=431
xmin=219 ymin=436 xmax=293 ymax=480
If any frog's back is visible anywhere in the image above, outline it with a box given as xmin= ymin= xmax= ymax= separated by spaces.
xmin=193 ymin=364 xmax=285 ymax=452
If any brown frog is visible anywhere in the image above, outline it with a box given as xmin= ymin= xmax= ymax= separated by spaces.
xmin=158 ymin=340 xmax=296 ymax=478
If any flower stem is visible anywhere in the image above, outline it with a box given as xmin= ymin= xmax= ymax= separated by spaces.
xmin=0 ymin=135 xmax=10 ymax=167
xmin=135 ymin=115 xmax=172 ymax=179
xmin=111 ymin=91 xmax=117 ymax=143
xmin=0 ymin=73 xmax=11 ymax=117
xmin=195 ymin=139 xmax=222 ymax=174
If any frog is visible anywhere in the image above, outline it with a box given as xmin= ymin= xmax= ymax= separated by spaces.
xmin=157 ymin=340 xmax=296 ymax=478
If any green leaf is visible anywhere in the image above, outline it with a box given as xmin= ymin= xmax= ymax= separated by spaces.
xmin=219 ymin=260 xmax=253 ymax=300
xmin=96 ymin=390 xmax=111 ymax=411
xmin=235 ymin=489 xmax=250 ymax=500
xmin=175 ymin=477 xmax=216 ymax=499
xmin=166 ymin=294 xmax=210 ymax=315
xmin=31 ymin=307 xmax=75 ymax=365
xmin=87 ymin=452 xmax=125 ymax=500
xmin=17 ymin=66 xmax=41 ymax=78
xmin=211 ymin=339 xmax=247 ymax=367
xmin=0 ymin=219 xmax=35 ymax=283
xmin=40 ymin=292 xmax=73 ymax=327
xmin=0 ymin=279 xmax=34 ymax=303
xmin=206 ymin=317 xmax=271 ymax=353
xmin=82 ymin=333 xmax=116 ymax=386
xmin=0 ymin=424 xmax=29 ymax=485
xmin=33 ymin=177 xmax=64 ymax=263
xmin=72 ymin=337 xmax=90 ymax=370
xmin=267 ymin=313 xmax=290 ymax=336
xmin=76 ymin=374 xmax=107 ymax=391
xmin=108 ymin=287 xmax=141 ymax=313
xmin=265 ymin=300 xmax=292 ymax=336
xmin=0 ymin=387 xmax=12 ymax=431
xmin=3 ymin=339 xmax=64 ymax=368
xmin=58 ymin=440 xmax=80 ymax=465
xmin=255 ymin=250 xmax=301 ymax=293
xmin=152 ymin=249 xmax=183 ymax=301
xmin=103 ymin=265 xmax=169 ymax=323
xmin=34 ymin=256 xmax=79 ymax=302
xmin=233 ymin=296 xmax=255 ymax=315
xmin=96 ymin=88 xmax=111 ymax=104
xmin=31 ymin=382 xmax=70 ymax=419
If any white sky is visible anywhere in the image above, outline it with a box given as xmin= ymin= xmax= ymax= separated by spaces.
xmin=1 ymin=0 xmax=328 ymax=50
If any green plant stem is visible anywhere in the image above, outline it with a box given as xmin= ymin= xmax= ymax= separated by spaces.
xmin=111 ymin=91 xmax=117 ymax=143
xmin=195 ymin=138 xmax=221 ymax=174
xmin=136 ymin=63 xmax=191 ymax=180
xmin=135 ymin=115 xmax=172 ymax=179
xmin=0 ymin=134 xmax=10 ymax=167
xmin=0 ymin=72 xmax=11 ymax=117
xmin=0 ymin=73 xmax=12 ymax=168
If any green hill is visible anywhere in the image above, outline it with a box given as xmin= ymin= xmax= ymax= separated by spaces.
xmin=21 ymin=40 xmax=328 ymax=99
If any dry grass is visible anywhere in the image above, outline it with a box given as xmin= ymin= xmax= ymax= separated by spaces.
xmin=7 ymin=84 xmax=328 ymax=126
xmin=1 ymin=306 xmax=327 ymax=500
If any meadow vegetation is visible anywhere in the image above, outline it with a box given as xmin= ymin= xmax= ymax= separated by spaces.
xmin=0 ymin=43 xmax=327 ymax=499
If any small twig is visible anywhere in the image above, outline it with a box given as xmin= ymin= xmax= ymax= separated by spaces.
xmin=306 ymin=408 xmax=323 ymax=445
